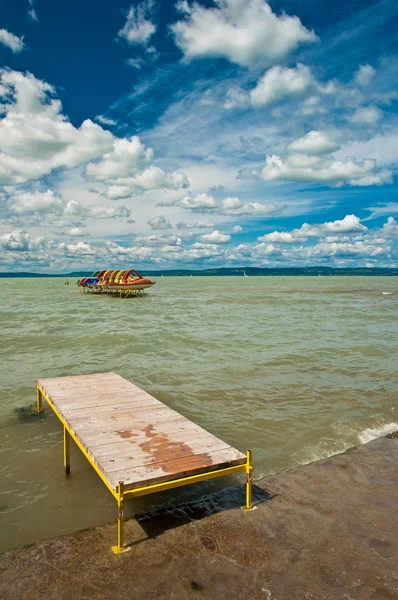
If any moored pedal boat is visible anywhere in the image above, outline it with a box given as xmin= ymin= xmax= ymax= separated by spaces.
xmin=77 ymin=269 xmax=155 ymax=295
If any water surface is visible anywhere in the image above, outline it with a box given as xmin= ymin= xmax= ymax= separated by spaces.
xmin=1 ymin=276 xmax=397 ymax=552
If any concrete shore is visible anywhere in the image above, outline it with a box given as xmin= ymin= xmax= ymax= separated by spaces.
xmin=1 ymin=434 xmax=397 ymax=600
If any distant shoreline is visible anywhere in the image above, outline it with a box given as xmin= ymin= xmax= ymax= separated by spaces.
xmin=1 ymin=267 xmax=398 ymax=278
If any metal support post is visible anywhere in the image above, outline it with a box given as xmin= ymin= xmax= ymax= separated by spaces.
xmin=112 ymin=481 xmax=130 ymax=554
xmin=37 ymin=387 xmax=42 ymax=413
xmin=244 ymin=449 xmax=256 ymax=511
xmin=64 ymin=426 xmax=70 ymax=475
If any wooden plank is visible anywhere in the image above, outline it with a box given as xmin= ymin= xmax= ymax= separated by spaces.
xmin=41 ymin=384 xmax=138 ymax=399
xmin=108 ymin=448 xmax=246 ymax=491
xmin=82 ymin=418 xmax=204 ymax=448
xmin=49 ymin=389 xmax=160 ymax=407
xmin=96 ymin=439 xmax=233 ymax=473
xmin=61 ymin=400 xmax=168 ymax=421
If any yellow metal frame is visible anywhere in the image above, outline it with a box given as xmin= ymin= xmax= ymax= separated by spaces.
xmin=37 ymin=384 xmax=253 ymax=554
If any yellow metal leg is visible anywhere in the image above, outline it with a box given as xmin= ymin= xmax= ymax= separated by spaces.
xmin=36 ymin=387 xmax=42 ymax=413
xmin=64 ymin=426 xmax=70 ymax=475
xmin=243 ymin=449 xmax=256 ymax=511
xmin=111 ymin=481 xmax=130 ymax=554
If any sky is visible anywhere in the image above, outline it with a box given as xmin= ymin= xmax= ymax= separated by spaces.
xmin=0 ymin=0 xmax=397 ymax=272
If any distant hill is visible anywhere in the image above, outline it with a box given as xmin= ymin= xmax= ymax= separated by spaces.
xmin=0 ymin=267 xmax=397 ymax=277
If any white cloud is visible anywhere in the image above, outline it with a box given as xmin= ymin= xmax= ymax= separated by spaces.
xmin=160 ymin=193 xmax=284 ymax=216
xmin=133 ymin=234 xmax=183 ymax=247
xmin=161 ymin=192 xmax=218 ymax=210
xmin=176 ymin=220 xmax=214 ymax=229
xmin=258 ymin=231 xmax=296 ymax=243
xmin=354 ymin=64 xmax=376 ymax=87
xmin=69 ymin=227 xmax=86 ymax=237
xmin=258 ymin=215 xmax=367 ymax=244
xmin=199 ymin=229 xmax=231 ymax=244
xmin=104 ymin=185 xmax=133 ymax=200
xmin=322 ymin=214 xmax=367 ymax=234
xmin=232 ymin=225 xmax=242 ymax=233
xmin=258 ymin=222 xmax=319 ymax=243
xmin=309 ymin=241 xmax=386 ymax=258
xmin=28 ymin=0 xmax=39 ymax=22
xmin=0 ymin=229 xmax=44 ymax=251
xmin=225 ymin=64 xmax=315 ymax=110
xmin=117 ymin=0 xmax=156 ymax=46
xmin=7 ymin=189 xmax=64 ymax=215
xmin=147 ymin=215 xmax=172 ymax=230
xmin=221 ymin=197 xmax=284 ymax=216
xmin=287 ymin=130 xmax=340 ymax=155
xmin=64 ymin=241 xmax=95 ymax=256
xmin=251 ymin=64 xmax=314 ymax=107
xmin=382 ymin=217 xmax=398 ymax=238
xmin=94 ymin=115 xmax=117 ymax=126
xmin=0 ymin=70 xmax=114 ymax=185
xmin=351 ymin=107 xmax=382 ymax=125
xmin=256 ymin=152 xmax=392 ymax=187
xmin=85 ymin=137 xmax=189 ymax=196
xmin=126 ymin=58 xmax=145 ymax=70
xmin=118 ymin=166 xmax=189 ymax=192
xmin=0 ymin=29 xmax=25 ymax=53
xmin=85 ymin=136 xmax=153 ymax=181
xmin=171 ymin=0 xmax=317 ymax=68
xmin=64 ymin=200 xmax=130 ymax=220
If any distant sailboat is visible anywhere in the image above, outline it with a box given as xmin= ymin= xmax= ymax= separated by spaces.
xmin=243 ymin=270 xmax=248 ymax=277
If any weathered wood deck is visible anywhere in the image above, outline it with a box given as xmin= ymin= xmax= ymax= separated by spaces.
xmin=36 ymin=372 xmax=251 ymax=552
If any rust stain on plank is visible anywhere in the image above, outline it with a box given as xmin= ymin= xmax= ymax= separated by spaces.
xmin=116 ymin=429 xmax=138 ymax=439
xmin=140 ymin=424 xmax=213 ymax=473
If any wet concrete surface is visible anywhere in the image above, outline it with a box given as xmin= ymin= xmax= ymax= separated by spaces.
xmin=1 ymin=434 xmax=397 ymax=600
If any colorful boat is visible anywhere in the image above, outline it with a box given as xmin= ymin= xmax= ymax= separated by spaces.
xmin=77 ymin=269 xmax=155 ymax=296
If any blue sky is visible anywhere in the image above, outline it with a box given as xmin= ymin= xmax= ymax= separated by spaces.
xmin=0 ymin=0 xmax=397 ymax=271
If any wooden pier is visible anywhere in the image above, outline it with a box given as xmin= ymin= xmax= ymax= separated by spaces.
xmin=36 ymin=373 xmax=253 ymax=553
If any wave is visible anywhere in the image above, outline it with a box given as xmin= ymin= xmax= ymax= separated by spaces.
xmin=358 ymin=422 xmax=398 ymax=444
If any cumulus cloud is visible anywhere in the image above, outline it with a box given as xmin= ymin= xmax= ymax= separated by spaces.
xmin=251 ymin=64 xmax=314 ymax=107
xmin=0 ymin=70 xmax=114 ymax=185
xmin=258 ymin=223 xmax=319 ymax=243
xmin=308 ymin=241 xmax=386 ymax=258
xmin=160 ymin=193 xmax=284 ymax=216
xmin=64 ymin=200 xmax=130 ymax=220
xmin=322 ymin=214 xmax=367 ymax=233
xmin=225 ymin=64 xmax=315 ymax=109
xmin=117 ymin=0 xmax=156 ymax=46
xmin=63 ymin=241 xmax=95 ymax=256
xmin=86 ymin=138 xmax=189 ymax=196
xmin=258 ymin=215 xmax=367 ymax=244
xmin=176 ymin=220 xmax=215 ymax=229
xmin=7 ymin=189 xmax=64 ymax=215
xmin=0 ymin=29 xmax=25 ymax=53
xmin=287 ymin=130 xmax=340 ymax=155
xmin=85 ymin=136 xmax=153 ymax=181
xmin=69 ymin=227 xmax=86 ymax=237
xmin=354 ymin=64 xmax=376 ymax=87
xmin=171 ymin=0 xmax=317 ymax=68
xmin=199 ymin=230 xmax=231 ymax=244
xmin=243 ymin=142 xmax=393 ymax=187
xmin=160 ymin=192 xmax=218 ymax=210
xmin=0 ymin=229 xmax=44 ymax=251
xmin=382 ymin=217 xmax=398 ymax=238
xmin=351 ymin=107 xmax=382 ymax=125
xmin=147 ymin=215 xmax=172 ymax=230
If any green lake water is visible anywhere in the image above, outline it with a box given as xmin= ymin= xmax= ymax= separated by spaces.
xmin=0 ymin=276 xmax=397 ymax=552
